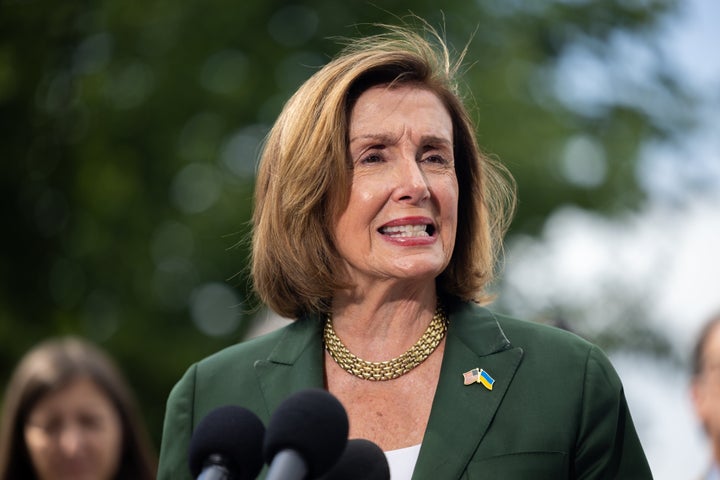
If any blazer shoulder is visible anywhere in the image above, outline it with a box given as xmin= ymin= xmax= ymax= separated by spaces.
xmin=491 ymin=310 xmax=595 ymax=354
xmin=457 ymin=304 xmax=614 ymax=380
xmin=192 ymin=323 xmax=277 ymax=371
xmin=484 ymin=308 xmax=622 ymax=388
xmin=198 ymin=325 xmax=286 ymax=370
xmin=455 ymin=303 xmax=594 ymax=351
xmin=193 ymin=316 xmax=321 ymax=376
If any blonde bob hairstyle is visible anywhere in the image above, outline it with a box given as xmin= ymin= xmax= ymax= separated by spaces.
xmin=252 ymin=24 xmax=516 ymax=318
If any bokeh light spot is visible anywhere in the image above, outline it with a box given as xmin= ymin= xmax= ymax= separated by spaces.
xmin=190 ymin=282 xmax=242 ymax=336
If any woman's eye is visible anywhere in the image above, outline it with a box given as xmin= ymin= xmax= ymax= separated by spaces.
xmin=41 ymin=420 xmax=63 ymax=435
xmin=78 ymin=414 xmax=103 ymax=430
xmin=422 ymin=154 xmax=447 ymax=164
xmin=360 ymin=152 xmax=384 ymax=164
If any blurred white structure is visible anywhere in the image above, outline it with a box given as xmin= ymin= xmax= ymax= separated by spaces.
xmin=499 ymin=197 xmax=720 ymax=479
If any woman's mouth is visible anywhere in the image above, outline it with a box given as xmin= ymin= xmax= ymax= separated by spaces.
xmin=379 ymin=224 xmax=435 ymax=237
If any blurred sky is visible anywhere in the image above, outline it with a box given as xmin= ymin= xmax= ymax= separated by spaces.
xmin=502 ymin=0 xmax=719 ymax=477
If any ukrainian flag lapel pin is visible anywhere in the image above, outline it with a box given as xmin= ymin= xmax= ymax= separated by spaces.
xmin=478 ymin=369 xmax=495 ymax=391
xmin=462 ymin=367 xmax=495 ymax=391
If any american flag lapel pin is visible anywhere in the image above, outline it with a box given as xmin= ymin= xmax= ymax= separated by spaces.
xmin=462 ymin=368 xmax=480 ymax=385
xmin=462 ymin=367 xmax=495 ymax=391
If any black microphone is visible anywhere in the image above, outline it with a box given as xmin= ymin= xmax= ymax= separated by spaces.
xmin=188 ymin=405 xmax=266 ymax=480
xmin=263 ymin=388 xmax=349 ymax=480
xmin=318 ymin=438 xmax=391 ymax=480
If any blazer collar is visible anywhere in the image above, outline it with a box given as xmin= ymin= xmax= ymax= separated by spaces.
xmin=253 ymin=317 xmax=326 ymax=418
xmin=413 ymin=303 xmax=524 ymax=480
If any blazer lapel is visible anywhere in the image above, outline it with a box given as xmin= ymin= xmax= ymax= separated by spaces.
xmin=413 ymin=305 xmax=524 ymax=480
xmin=253 ymin=316 xmax=326 ymax=420
xmin=251 ymin=306 xmax=523 ymax=480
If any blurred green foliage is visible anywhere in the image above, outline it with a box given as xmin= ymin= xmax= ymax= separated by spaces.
xmin=1 ymin=0 xmax=681 ymax=447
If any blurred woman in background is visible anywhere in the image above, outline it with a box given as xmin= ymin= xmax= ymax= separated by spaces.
xmin=0 ymin=336 xmax=157 ymax=480
xmin=691 ymin=313 xmax=720 ymax=480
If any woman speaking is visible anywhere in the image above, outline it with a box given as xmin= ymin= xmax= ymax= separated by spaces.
xmin=158 ymin=23 xmax=652 ymax=479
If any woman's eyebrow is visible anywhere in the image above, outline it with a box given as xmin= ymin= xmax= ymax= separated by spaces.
xmin=420 ymin=135 xmax=452 ymax=147
xmin=349 ymin=132 xmax=451 ymax=147
xmin=349 ymin=132 xmax=399 ymax=146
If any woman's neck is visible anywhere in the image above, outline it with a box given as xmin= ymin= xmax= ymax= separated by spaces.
xmin=329 ymin=283 xmax=438 ymax=361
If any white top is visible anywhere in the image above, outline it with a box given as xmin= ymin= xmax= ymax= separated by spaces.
xmin=384 ymin=444 xmax=421 ymax=480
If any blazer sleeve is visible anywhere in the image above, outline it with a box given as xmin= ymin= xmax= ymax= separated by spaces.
xmin=157 ymin=363 xmax=197 ymax=480
xmin=573 ymin=345 xmax=652 ymax=479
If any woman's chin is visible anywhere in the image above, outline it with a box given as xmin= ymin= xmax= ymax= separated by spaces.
xmin=383 ymin=263 xmax=447 ymax=284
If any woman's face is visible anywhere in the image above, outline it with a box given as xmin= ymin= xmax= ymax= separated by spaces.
xmin=693 ymin=324 xmax=720 ymax=441
xmin=334 ymin=84 xmax=458 ymax=290
xmin=23 ymin=376 xmax=123 ymax=480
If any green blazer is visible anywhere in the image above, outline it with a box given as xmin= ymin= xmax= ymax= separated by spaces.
xmin=157 ymin=303 xmax=652 ymax=479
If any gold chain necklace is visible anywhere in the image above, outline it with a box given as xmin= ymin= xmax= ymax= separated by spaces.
xmin=323 ymin=304 xmax=448 ymax=381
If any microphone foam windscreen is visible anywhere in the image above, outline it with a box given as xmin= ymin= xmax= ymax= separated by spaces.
xmin=318 ymin=438 xmax=391 ymax=480
xmin=188 ymin=405 xmax=266 ymax=480
xmin=263 ymin=388 xmax=349 ymax=478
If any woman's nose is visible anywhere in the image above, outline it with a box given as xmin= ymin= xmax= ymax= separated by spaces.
xmin=58 ymin=425 xmax=84 ymax=456
xmin=392 ymin=155 xmax=430 ymax=203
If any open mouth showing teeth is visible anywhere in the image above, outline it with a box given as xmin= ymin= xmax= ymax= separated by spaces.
xmin=379 ymin=224 xmax=435 ymax=237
